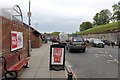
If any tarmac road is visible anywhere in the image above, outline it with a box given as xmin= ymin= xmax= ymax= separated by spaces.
xmin=65 ymin=45 xmax=119 ymax=78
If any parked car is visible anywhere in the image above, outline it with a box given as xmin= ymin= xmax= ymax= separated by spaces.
xmin=58 ymin=32 xmax=68 ymax=45
xmin=102 ymin=40 xmax=111 ymax=46
xmin=114 ymin=41 xmax=118 ymax=46
xmin=66 ymin=36 xmax=86 ymax=52
xmin=46 ymin=38 xmax=51 ymax=41
xmin=50 ymin=37 xmax=59 ymax=42
xmin=118 ymin=41 xmax=120 ymax=48
xmin=90 ymin=38 xmax=105 ymax=48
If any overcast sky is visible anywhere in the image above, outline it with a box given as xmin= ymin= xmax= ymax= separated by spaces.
xmin=0 ymin=0 xmax=119 ymax=33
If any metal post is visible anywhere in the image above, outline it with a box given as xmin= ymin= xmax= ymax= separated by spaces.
xmin=28 ymin=0 xmax=31 ymax=57
xmin=68 ymin=72 xmax=73 ymax=80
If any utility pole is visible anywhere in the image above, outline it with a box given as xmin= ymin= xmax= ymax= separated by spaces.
xmin=28 ymin=0 xmax=31 ymax=57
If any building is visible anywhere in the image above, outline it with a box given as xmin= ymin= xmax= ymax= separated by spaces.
xmin=0 ymin=5 xmax=42 ymax=77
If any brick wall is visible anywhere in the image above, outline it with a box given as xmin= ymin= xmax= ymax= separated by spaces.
xmin=0 ymin=16 xmax=43 ymax=77
xmin=0 ymin=16 xmax=29 ymax=76
xmin=30 ymin=30 xmax=42 ymax=48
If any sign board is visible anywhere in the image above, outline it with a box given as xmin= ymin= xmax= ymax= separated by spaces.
xmin=49 ymin=44 xmax=65 ymax=71
xmin=11 ymin=31 xmax=23 ymax=51
xmin=51 ymin=48 xmax=64 ymax=65
xmin=73 ymin=34 xmax=78 ymax=37
xmin=28 ymin=12 xmax=32 ymax=17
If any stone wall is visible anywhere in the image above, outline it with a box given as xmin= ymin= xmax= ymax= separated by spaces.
xmin=82 ymin=32 xmax=120 ymax=41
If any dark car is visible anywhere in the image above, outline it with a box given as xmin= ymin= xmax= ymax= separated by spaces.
xmin=118 ymin=41 xmax=120 ymax=48
xmin=102 ymin=40 xmax=111 ymax=46
xmin=66 ymin=36 xmax=86 ymax=52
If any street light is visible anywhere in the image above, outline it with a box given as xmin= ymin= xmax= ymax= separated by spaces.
xmin=28 ymin=0 xmax=31 ymax=57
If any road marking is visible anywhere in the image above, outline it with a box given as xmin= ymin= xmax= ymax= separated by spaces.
xmin=95 ymin=53 xmax=108 ymax=57
xmin=116 ymin=60 xmax=119 ymax=63
xmin=108 ymin=60 xmax=115 ymax=62
xmin=114 ymin=59 xmax=119 ymax=63
xmin=105 ymin=52 xmax=108 ymax=54
xmin=94 ymin=51 xmax=119 ymax=64
xmin=65 ymin=61 xmax=77 ymax=80
xmin=114 ymin=59 xmax=117 ymax=61
xmin=109 ymin=55 xmax=112 ymax=57
xmin=107 ymin=59 xmax=119 ymax=63
xmin=98 ymin=52 xmax=105 ymax=54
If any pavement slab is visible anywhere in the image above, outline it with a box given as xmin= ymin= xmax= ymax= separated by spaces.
xmin=19 ymin=42 xmax=67 ymax=79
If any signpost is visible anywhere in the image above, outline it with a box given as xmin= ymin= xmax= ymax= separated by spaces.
xmin=73 ymin=34 xmax=78 ymax=37
xmin=49 ymin=44 xmax=65 ymax=71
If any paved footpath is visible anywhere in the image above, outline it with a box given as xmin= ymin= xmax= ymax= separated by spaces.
xmin=19 ymin=42 xmax=67 ymax=79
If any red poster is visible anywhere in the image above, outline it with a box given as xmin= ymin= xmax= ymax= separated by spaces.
xmin=12 ymin=33 xmax=17 ymax=49
xmin=53 ymin=48 xmax=62 ymax=63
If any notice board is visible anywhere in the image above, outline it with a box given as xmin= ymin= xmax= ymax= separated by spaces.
xmin=49 ymin=44 xmax=65 ymax=71
xmin=11 ymin=31 xmax=23 ymax=51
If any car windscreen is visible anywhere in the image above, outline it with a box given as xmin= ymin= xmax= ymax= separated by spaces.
xmin=73 ymin=37 xmax=83 ymax=42
xmin=93 ymin=39 xmax=102 ymax=42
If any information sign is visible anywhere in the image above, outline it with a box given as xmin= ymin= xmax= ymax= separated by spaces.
xmin=49 ymin=44 xmax=65 ymax=71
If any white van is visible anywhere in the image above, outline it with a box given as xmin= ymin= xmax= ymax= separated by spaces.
xmin=58 ymin=32 xmax=68 ymax=44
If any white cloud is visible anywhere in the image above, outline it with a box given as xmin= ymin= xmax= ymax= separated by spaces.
xmin=0 ymin=0 xmax=119 ymax=33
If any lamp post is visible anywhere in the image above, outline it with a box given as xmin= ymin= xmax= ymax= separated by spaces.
xmin=28 ymin=0 xmax=31 ymax=57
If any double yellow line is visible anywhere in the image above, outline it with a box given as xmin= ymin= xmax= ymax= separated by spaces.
xmin=65 ymin=61 xmax=77 ymax=80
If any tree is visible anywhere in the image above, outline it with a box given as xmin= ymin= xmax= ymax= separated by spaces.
xmin=93 ymin=9 xmax=112 ymax=26
xmin=112 ymin=2 xmax=120 ymax=11
xmin=93 ymin=13 xmax=101 ymax=26
xmin=80 ymin=22 xmax=93 ymax=31
xmin=52 ymin=32 xmax=60 ymax=35
xmin=111 ymin=1 xmax=120 ymax=22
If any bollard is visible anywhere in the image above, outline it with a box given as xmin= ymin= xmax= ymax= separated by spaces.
xmin=68 ymin=72 xmax=73 ymax=80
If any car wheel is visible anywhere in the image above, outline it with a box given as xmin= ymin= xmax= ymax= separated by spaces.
xmin=66 ymin=47 xmax=68 ymax=50
xmin=68 ymin=47 xmax=72 ymax=52
xmin=99 ymin=43 xmax=104 ymax=48
xmin=102 ymin=45 xmax=105 ymax=48
xmin=82 ymin=48 xmax=86 ymax=52
xmin=92 ymin=43 xmax=95 ymax=47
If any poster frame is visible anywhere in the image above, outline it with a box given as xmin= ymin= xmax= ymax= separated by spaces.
xmin=11 ymin=31 xmax=23 ymax=51
xmin=49 ymin=44 xmax=65 ymax=71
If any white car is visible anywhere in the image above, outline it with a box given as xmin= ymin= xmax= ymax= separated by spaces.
xmin=90 ymin=38 xmax=105 ymax=48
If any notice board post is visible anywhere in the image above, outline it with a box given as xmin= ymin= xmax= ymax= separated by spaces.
xmin=49 ymin=44 xmax=65 ymax=71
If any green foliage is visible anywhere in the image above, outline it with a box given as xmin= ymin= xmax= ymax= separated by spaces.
xmin=68 ymin=34 xmax=72 ymax=36
xmin=93 ymin=9 xmax=112 ymax=26
xmin=51 ymin=32 xmax=60 ymax=35
xmin=80 ymin=21 xmax=93 ymax=31
xmin=76 ymin=21 xmax=120 ymax=35
xmin=44 ymin=32 xmax=60 ymax=35
xmin=111 ymin=2 xmax=120 ymax=21
xmin=112 ymin=1 xmax=120 ymax=11
xmin=43 ymin=33 xmax=51 ymax=35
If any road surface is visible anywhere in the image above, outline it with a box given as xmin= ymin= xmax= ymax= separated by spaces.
xmin=65 ymin=45 xmax=119 ymax=78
